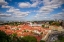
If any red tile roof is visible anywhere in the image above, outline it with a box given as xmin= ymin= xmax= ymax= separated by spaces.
xmin=0 ymin=24 xmax=50 ymax=42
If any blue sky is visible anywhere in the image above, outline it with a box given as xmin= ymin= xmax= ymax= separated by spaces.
xmin=0 ymin=0 xmax=64 ymax=21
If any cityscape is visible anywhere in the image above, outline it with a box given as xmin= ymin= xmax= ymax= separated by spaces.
xmin=0 ymin=0 xmax=64 ymax=42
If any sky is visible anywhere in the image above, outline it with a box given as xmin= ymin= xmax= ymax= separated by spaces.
xmin=0 ymin=0 xmax=64 ymax=21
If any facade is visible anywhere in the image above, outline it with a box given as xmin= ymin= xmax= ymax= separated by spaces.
xmin=49 ymin=25 xmax=64 ymax=31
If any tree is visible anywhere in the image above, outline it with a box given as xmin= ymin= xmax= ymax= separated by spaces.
xmin=49 ymin=21 xmax=54 ymax=25
xmin=57 ymin=35 xmax=64 ymax=42
xmin=51 ymin=22 xmax=60 ymax=26
xmin=42 ymin=25 xmax=45 ymax=27
xmin=54 ymin=35 xmax=64 ymax=42
xmin=0 ymin=31 xmax=37 ymax=42
xmin=21 ymin=35 xmax=37 ymax=42
xmin=10 ymin=33 xmax=18 ymax=42
xmin=40 ymin=40 xmax=45 ymax=42
xmin=0 ymin=30 xmax=11 ymax=42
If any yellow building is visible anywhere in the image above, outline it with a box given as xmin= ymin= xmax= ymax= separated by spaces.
xmin=49 ymin=25 xmax=64 ymax=31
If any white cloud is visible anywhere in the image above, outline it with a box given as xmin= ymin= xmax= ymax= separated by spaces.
xmin=18 ymin=2 xmax=31 ymax=8
xmin=30 ymin=0 xmax=43 ymax=3
xmin=53 ymin=12 xmax=64 ymax=17
xmin=14 ymin=16 xmax=24 ymax=18
xmin=7 ymin=7 xmax=20 ymax=13
xmin=14 ymin=11 xmax=30 ymax=16
xmin=30 ymin=0 xmax=40 ymax=7
xmin=31 ymin=2 xmax=38 ymax=7
xmin=62 ymin=0 xmax=64 ymax=4
xmin=34 ymin=11 xmax=64 ymax=20
xmin=18 ymin=0 xmax=43 ymax=8
xmin=50 ymin=11 xmax=64 ymax=20
xmin=0 ymin=13 xmax=11 ymax=17
xmin=2 ymin=5 xmax=11 ymax=8
xmin=34 ymin=0 xmax=64 ymax=20
xmin=7 ymin=7 xmax=30 ymax=17
xmin=39 ymin=6 xmax=53 ymax=13
xmin=43 ymin=0 xmax=62 ymax=6
xmin=62 ymin=9 xmax=64 ymax=11
xmin=0 ymin=0 xmax=8 ymax=5
xmin=39 ymin=0 xmax=63 ymax=13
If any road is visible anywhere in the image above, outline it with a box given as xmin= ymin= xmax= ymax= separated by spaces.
xmin=46 ymin=31 xmax=64 ymax=42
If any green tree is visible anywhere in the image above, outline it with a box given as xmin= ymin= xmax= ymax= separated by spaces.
xmin=42 ymin=25 xmax=45 ymax=27
xmin=58 ymin=35 xmax=64 ymax=42
xmin=10 ymin=33 xmax=18 ymax=42
xmin=51 ymin=22 xmax=60 ymax=26
xmin=0 ymin=30 xmax=11 ymax=42
xmin=21 ymin=35 xmax=37 ymax=42
xmin=40 ymin=40 xmax=45 ymax=42
xmin=54 ymin=35 xmax=64 ymax=42
xmin=49 ymin=21 xmax=54 ymax=25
